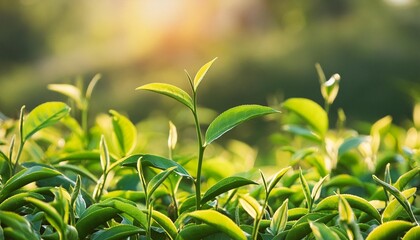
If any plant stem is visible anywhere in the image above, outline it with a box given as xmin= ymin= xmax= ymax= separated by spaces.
xmin=251 ymin=196 xmax=268 ymax=240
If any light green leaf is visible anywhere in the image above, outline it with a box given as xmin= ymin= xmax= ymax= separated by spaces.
xmin=282 ymin=98 xmax=328 ymax=137
xmin=151 ymin=210 xmax=178 ymax=240
xmin=402 ymin=226 xmax=420 ymax=240
xmin=136 ymin=83 xmax=193 ymax=110
xmin=239 ymin=194 xmax=262 ymax=219
xmin=92 ymin=225 xmax=144 ymax=240
xmin=201 ymin=176 xmax=257 ymax=204
xmin=100 ymin=135 xmax=110 ymax=173
xmin=382 ymin=188 xmax=416 ymax=222
xmin=168 ymin=121 xmax=177 ymax=150
xmin=338 ymin=195 xmax=355 ymax=224
xmin=110 ymin=110 xmax=137 ymax=157
xmin=270 ymin=199 xmax=288 ymax=236
xmin=282 ymin=125 xmax=322 ymax=142
xmin=0 ymin=166 xmax=61 ymax=202
xmin=314 ymin=194 xmax=381 ymax=222
xmin=338 ymin=136 xmax=369 ymax=157
xmin=193 ymin=57 xmax=217 ymax=91
xmin=48 ymin=84 xmax=83 ymax=108
xmin=267 ymin=167 xmax=291 ymax=196
xmin=23 ymin=102 xmax=70 ymax=141
xmin=366 ymin=220 xmax=414 ymax=240
xmin=373 ymin=175 xmax=418 ymax=224
xmin=311 ymin=175 xmax=328 ymax=202
xmin=393 ymin=167 xmax=420 ymax=191
xmin=299 ymin=169 xmax=312 ymax=211
xmin=205 ymin=105 xmax=279 ymax=146
xmin=188 ymin=210 xmax=246 ymax=240
xmin=309 ymin=221 xmax=340 ymax=240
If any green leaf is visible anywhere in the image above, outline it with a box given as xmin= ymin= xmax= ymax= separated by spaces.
xmin=394 ymin=167 xmax=420 ymax=191
xmin=239 ymin=194 xmax=262 ymax=219
xmin=193 ymin=57 xmax=217 ymax=91
xmin=366 ymin=220 xmax=414 ymax=240
xmin=309 ymin=221 xmax=340 ymax=240
xmin=136 ymin=83 xmax=194 ymax=111
xmin=314 ymin=194 xmax=381 ymax=222
xmin=100 ymin=198 xmax=148 ymax=228
xmin=284 ymin=213 xmax=337 ymax=240
xmin=311 ymin=175 xmax=328 ymax=202
xmin=147 ymin=166 xmax=176 ymax=198
xmin=188 ymin=210 xmax=246 ymax=240
xmin=373 ymin=175 xmax=418 ymax=224
xmin=324 ymin=174 xmax=363 ymax=188
xmin=100 ymin=135 xmax=110 ymax=173
xmin=338 ymin=136 xmax=369 ymax=157
xmin=110 ymin=110 xmax=137 ymax=157
xmin=402 ymin=226 xmax=420 ymax=240
xmin=48 ymin=84 xmax=83 ymax=108
xmin=177 ymin=224 xmax=219 ymax=240
xmin=76 ymin=206 xmax=120 ymax=239
xmin=0 ymin=210 xmax=40 ymax=240
xmin=0 ymin=191 xmax=45 ymax=211
xmin=338 ymin=195 xmax=355 ymax=224
xmin=299 ymin=169 xmax=312 ymax=211
xmin=282 ymin=125 xmax=322 ymax=142
xmin=121 ymin=154 xmax=191 ymax=178
xmin=151 ymin=210 xmax=178 ymax=240
xmin=168 ymin=121 xmax=178 ymax=150
xmin=0 ymin=166 xmax=61 ymax=202
xmin=270 ymin=199 xmax=288 ymax=236
xmin=25 ymin=197 xmax=66 ymax=239
xmin=382 ymin=188 xmax=416 ymax=222
xmin=91 ymin=225 xmax=144 ymax=240
xmin=267 ymin=167 xmax=291 ymax=196
xmin=23 ymin=102 xmax=71 ymax=141
xmin=282 ymin=98 xmax=328 ymax=137
xmin=201 ymin=176 xmax=257 ymax=204
xmin=205 ymin=105 xmax=279 ymax=146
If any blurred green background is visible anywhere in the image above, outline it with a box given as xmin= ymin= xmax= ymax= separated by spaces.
xmin=1 ymin=0 xmax=420 ymax=127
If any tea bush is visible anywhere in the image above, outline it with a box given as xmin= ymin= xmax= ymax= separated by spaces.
xmin=0 ymin=59 xmax=419 ymax=240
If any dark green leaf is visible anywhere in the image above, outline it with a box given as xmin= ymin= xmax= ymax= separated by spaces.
xmin=177 ymin=224 xmax=219 ymax=240
xmin=205 ymin=105 xmax=279 ymax=146
xmin=0 ymin=210 xmax=40 ymax=240
xmin=91 ymin=225 xmax=144 ymax=240
xmin=201 ymin=176 xmax=257 ymax=204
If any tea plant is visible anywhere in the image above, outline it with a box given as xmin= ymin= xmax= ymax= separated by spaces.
xmin=0 ymin=59 xmax=419 ymax=240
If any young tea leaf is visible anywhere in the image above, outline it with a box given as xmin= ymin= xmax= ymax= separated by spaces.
xmin=204 ymin=105 xmax=279 ymax=146
xmin=299 ymin=169 xmax=312 ymax=212
xmin=136 ymin=83 xmax=194 ymax=111
xmin=193 ymin=57 xmax=217 ymax=91
xmin=109 ymin=110 xmax=137 ymax=157
xmin=270 ymin=199 xmax=288 ymax=236
xmin=267 ymin=167 xmax=291 ymax=196
xmin=168 ymin=121 xmax=177 ymax=151
xmin=151 ymin=210 xmax=178 ymax=240
xmin=147 ymin=166 xmax=176 ymax=198
xmin=23 ymin=102 xmax=71 ymax=141
xmin=282 ymin=98 xmax=328 ymax=137
xmin=382 ymin=188 xmax=416 ymax=222
xmin=201 ymin=176 xmax=257 ymax=204
xmin=188 ymin=210 xmax=247 ymax=240
xmin=239 ymin=194 xmax=262 ymax=219
xmin=48 ymin=84 xmax=83 ymax=109
xmin=366 ymin=220 xmax=414 ymax=240
xmin=309 ymin=221 xmax=340 ymax=240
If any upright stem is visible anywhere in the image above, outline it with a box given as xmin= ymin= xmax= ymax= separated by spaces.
xmin=251 ymin=195 xmax=269 ymax=240
xmin=191 ymin=91 xmax=205 ymax=210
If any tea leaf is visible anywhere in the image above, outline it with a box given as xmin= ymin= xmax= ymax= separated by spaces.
xmin=338 ymin=195 xmax=355 ymax=224
xmin=402 ymin=226 xmax=420 ymax=240
xmin=151 ymin=209 xmax=178 ymax=240
xmin=147 ymin=166 xmax=176 ymax=198
xmin=136 ymin=83 xmax=194 ymax=111
xmin=0 ymin=210 xmax=40 ymax=240
xmin=91 ymin=224 xmax=144 ymax=240
xmin=314 ymin=194 xmax=381 ymax=222
xmin=99 ymin=198 xmax=148 ymax=228
xmin=309 ymin=221 xmax=340 ymax=240
xmin=168 ymin=121 xmax=177 ymax=151
xmin=239 ymin=194 xmax=262 ymax=219
xmin=23 ymin=102 xmax=71 ymax=141
xmin=188 ymin=210 xmax=247 ymax=240
xmin=282 ymin=125 xmax=322 ymax=142
xmin=267 ymin=167 xmax=291 ymax=196
xmin=100 ymin=135 xmax=110 ymax=173
xmin=311 ymin=175 xmax=328 ymax=202
xmin=25 ymin=197 xmax=66 ymax=239
xmin=282 ymin=98 xmax=328 ymax=137
xmin=373 ymin=175 xmax=417 ymax=224
xmin=177 ymin=224 xmax=219 ymax=240
xmin=366 ymin=220 xmax=414 ymax=240
xmin=393 ymin=167 xmax=420 ymax=191
xmin=0 ymin=191 xmax=44 ymax=211
xmin=48 ymin=84 xmax=83 ymax=108
xmin=299 ymin=169 xmax=312 ymax=211
xmin=121 ymin=154 xmax=191 ymax=178
xmin=205 ymin=105 xmax=279 ymax=146
xmin=110 ymin=110 xmax=137 ymax=157
xmin=0 ymin=166 xmax=61 ymax=202
xmin=324 ymin=174 xmax=363 ymax=188
xmin=76 ymin=206 xmax=120 ymax=239
xmin=382 ymin=188 xmax=416 ymax=222
xmin=193 ymin=57 xmax=217 ymax=91
xmin=338 ymin=136 xmax=369 ymax=157
xmin=201 ymin=176 xmax=257 ymax=204
xmin=270 ymin=199 xmax=288 ymax=236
